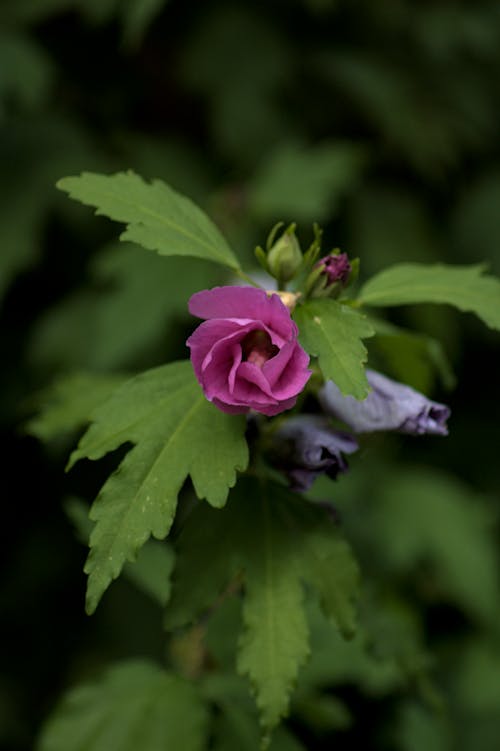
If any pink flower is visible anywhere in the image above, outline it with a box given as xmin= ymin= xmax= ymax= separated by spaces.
xmin=187 ymin=286 xmax=311 ymax=416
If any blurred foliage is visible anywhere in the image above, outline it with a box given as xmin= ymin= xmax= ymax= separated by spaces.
xmin=1 ymin=0 xmax=500 ymax=749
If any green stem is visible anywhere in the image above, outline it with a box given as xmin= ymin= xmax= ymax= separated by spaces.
xmin=234 ymin=268 xmax=263 ymax=288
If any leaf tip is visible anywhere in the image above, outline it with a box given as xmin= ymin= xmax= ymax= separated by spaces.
xmin=65 ymin=451 xmax=79 ymax=472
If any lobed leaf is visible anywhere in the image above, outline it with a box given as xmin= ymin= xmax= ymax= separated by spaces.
xmin=164 ymin=500 xmax=245 ymax=632
xmin=25 ymin=372 xmax=126 ymax=442
xmin=65 ymin=497 xmax=174 ymax=607
xmin=294 ymin=299 xmax=374 ymax=399
xmin=57 ymin=171 xmax=241 ymax=270
xmin=358 ymin=263 xmax=500 ymax=331
xmin=302 ymin=530 xmax=360 ymax=638
xmin=69 ymin=361 xmax=248 ymax=613
xmin=165 ymin=479 xmax=360 ymax=739
xmin=36 ymin=660 xmax=208 ymax=751
xmin=237 ymin=488 xmax=310 ymax=737
xmin=203 ymin=672 xmax=306 ymax=751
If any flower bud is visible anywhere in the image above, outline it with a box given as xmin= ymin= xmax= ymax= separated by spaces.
xmin=267 ymin=224 xmax=303 ymax=283
xmin=305 ymin=251 xmax=354 ymax=299
xmin=317 ymin=252 xmax=352 ymax=285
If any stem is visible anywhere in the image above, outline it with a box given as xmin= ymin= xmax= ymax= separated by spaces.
xmin=234 ymin=268 xmax=263 ymax=288
xmin=276 ymin=275 xmax=287 ymax=291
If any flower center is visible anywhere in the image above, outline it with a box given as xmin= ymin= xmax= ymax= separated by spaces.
xmin=241 ymin=330 xmax=279 ymax=368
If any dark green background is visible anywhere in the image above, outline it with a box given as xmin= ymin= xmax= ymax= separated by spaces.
xmin=1 ymin=1 xmax=499 ymax=749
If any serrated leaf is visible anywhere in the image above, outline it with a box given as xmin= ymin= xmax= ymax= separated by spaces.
xmin=237 ymin=490 xmax=310 ymax=736
xmin=165 ymin=479 xmax=360 ymax=737
xmin=294 ymin=299 xmax=374 ymax=398
xmin=25 ymin=372 xmax=126 ymax=442
xmin=303 ymin=530 xmax=359 ymax=638
xmin=204 ymin=672 xmax=306 ymax=751
xmin=36 ymin=660 xmax=208 ymax=751
xmin=164 ymin=499 xmax=244 ymax=631
xmin=359 ymin=263 xmax=500 ymax=331
xmin=69 ymin=361 xmax=248 ymax=614
xmin=123 ymin=539 xmax=174 ymax=607
xmin=238 ymin=497 xmax=360 ymax=737
xmin=57 ymin=171 xmax=241 ymax=270
xmin=213 ymin=711 xmax=306 ymax=751
xmin=65 ymin=496 xmax=175 ymax=608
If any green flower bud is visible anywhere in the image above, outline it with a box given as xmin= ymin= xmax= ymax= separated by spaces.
xmin=267 ymin=224 xmax=303 ymax=284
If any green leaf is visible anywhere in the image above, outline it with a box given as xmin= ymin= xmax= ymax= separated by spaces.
xmin=65 ymin=497 xmax=175 ymax=608
xmin=298 ymin=600 xmax=403 ymax=698
xmin=164 ymin=497 xmax=245 ymax=632
xmin=69 ymin=361 xmax=248 ymax=614
xmin=57 ymin=171 xmax=241 ymax=271
xmin=294 ymin=299 xmax=374 ymax=398
xmin=353 ymin=466 xmax=499 ymax=624
xmin=394 ymin=702 xmax=452 ymax=751
xmin=36 ymin=660 xmax=208 ymax=751
xmin=302 ymin=529 xmax=359 ymax=638
xmin=0 ymin=31 xmax=54 ymax=110
xmin=25 ymin=372 xmax=126 ymax=443
xmin=368 ymin=317 xmax=456 ymax=392
xmin=236 ymin=489 xmax=310 ymax=737
xmin=166 ymin=479 xmax=360 ymax=737
xmin=348 ymin=187 xmax=440 ymax=277
xmin=212 ymin=710 xmax=306 ymax=751
xmin=293 ymin=693 xmax=352 ymax=732
xmin=30 ymin=244 xmax=221 ymax=372
xmin=358 ymin=263 xmax=500 ymax=331
xmin=454 ymin=640 xmax=500 ymax=714
xmin=248 ymin=140 xmax=366 ymax=223
xmin=122 ymin=539 xmax=174 ymax=608
xmin=203 ymin=672 xmax=306 ymax=751
xmin=30 ymin=244 xmax=220 ymax=371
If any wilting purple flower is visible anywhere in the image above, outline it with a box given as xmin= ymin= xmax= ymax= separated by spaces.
xmin=187 ymin=286 xmax=311 ymax=416
xmin=268 ymin=415 xmax=358 ymax=492
xmin=319 ymin=369 xmax=450 ymax=435
xmin=316 ymin=252 xmax=351 ymax=285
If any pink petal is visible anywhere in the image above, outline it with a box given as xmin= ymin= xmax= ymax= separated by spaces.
xmin=262 ymin=340 xmax=296 ymax=387
xmin=231 ymin=376 xmax=279 ymax=407
xmin=253 ymin=396 xmax=298 ymax=416
xmin=235 ymin=362 xmax=275 ymax=398
xmin=227 ymin=343 xmax=243 ymax=394
xmin=211 ymin=397 xmax=249 ymax=415
xmin=189 ymin=286 xmax=294 ymax=339
xmin=187 ymin=319 xmax=242 ymax=381
xmin=267 ymin=345 xmax=312 ymax=400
